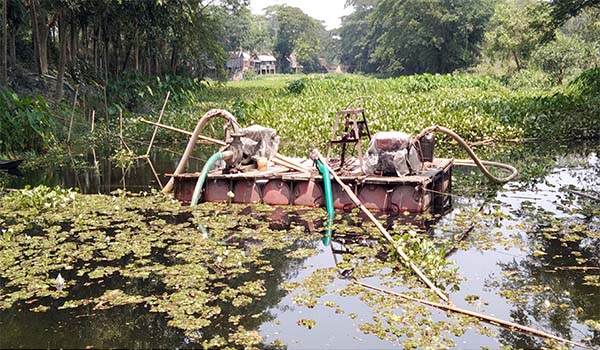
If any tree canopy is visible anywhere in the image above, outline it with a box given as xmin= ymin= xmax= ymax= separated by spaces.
xmin=1 ymin=0 xmax=249 ymax=92
xmin=264 ymin=5 xmax=329 ymax=73
xmin=1 ymin=0 xmax=599 ymax=91
xmin=340 ymin=0 xmax=493 ymax=75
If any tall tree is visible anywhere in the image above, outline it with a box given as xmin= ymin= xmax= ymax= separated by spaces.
xmin=369 ymin=0 xmax=494 ymax=75
xmin=7 ymin=0 xmax=27 ymax=69
xmin=1 ymin=0 xmax=7 ymax=82
xmin=54 ymin=6 xmax=67 ymax=99
xmin=484 ymin=0 xmax=548 ymax=71
xmin=3 ymin=0 xmax=251 ymax=96
xmin=265 ymin=5 xmax=325 ymax=73
xmin=546 ymin=0 xmax=600 ymax=27
xmin=215 ymin=6 xmax=253 ymax=52
xmin=339 ymin=4 xmax=378 ymax=72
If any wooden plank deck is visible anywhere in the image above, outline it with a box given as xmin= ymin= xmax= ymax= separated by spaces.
xmin=168 ymin=157 xmax=452 ymax=185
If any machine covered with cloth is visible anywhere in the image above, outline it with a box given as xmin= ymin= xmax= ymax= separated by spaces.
xmin=362 ymin=131 xmax=434 ymax=176
xmin=238 ymin=125 xmax=280 ymax=166
xmin=214 ymin=124 xmax=281 ymax=172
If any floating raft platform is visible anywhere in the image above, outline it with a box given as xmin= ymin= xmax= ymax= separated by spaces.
xmin=169 ymin=157 xmax=452 ymax=214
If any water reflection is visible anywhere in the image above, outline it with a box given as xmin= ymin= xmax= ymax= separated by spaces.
xmin=485 ymin=145 xmax=599 ymax=348
xmin=8 ymin=145 xmax=209 ymax=194
xmin=0 ymin=207 xmax=321 ymax=348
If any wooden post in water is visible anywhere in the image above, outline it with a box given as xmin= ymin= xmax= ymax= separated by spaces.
xmin=90 ymin=110 xmax=95 ymax=133
xmin=66 ymin=87 xmax=79 ymax=144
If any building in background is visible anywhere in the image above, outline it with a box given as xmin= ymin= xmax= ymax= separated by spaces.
xmin=287 ymin=52 xmax=303 ymax=74
xmin=226 ymin=52 xmax=278 ymax=78
xmin=226 ymin=51 xmax=252 ymax=74
xmin=252 ymin=54 xmax=277 ymax=75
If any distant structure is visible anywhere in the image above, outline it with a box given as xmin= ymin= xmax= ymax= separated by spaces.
xmin=226 ymin=51 xmax=278 ymax=79
xmin=227 ymin=51 xmax=335 ymax=78
xmin=226 ymin=52 xmax=252 ymax=74
xmin=287 ymin=52 xmax=303 ymax=74
xmin=252 ymin=54 xmax=277 ymax=75
xmin=318 ymin=57 xmax=342 ymax=73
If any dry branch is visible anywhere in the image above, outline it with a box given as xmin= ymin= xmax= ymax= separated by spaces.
xmin=146 ymin=91 xmax=171 ymax=156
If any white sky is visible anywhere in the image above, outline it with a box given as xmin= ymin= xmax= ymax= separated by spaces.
xmin=249 ymin=0 xmax=353 ymax=30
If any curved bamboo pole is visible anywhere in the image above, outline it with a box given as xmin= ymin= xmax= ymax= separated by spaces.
xmin=162 ymin=109 xmax=241 ymax=193
xmin=139 ymin=118 xmax=312 ymax=178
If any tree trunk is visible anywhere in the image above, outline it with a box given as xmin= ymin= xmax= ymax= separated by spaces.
xmin=93 ymin=26 xmax=99 ymax=71
xmin=38 ymin=18 xmax=48 ymax=74
xmin=155 ymin=56 xmax=160 ymax=75
xmin=30 ymin=0 xmax=41 ymax=74
xmin=103 ymin=29 xmax=108 ymax=78
xmin=122 ymin=42 xmax=132 ymax=73
xmin=55 ymin=9 xmax=68 ymax=100
xmin=170 ymin=44 xmax=178 ymax=73
xmin=9 ymin=28 xmax=15 ymax=69
xmin=1 ymin=0 xmax=7 ymax=82
xmin=34 ymin=3 xmax=50 ymax=75
xmin=81 ymin=23 xmax=87 ymax=61
xmin=146 ymin=46 xmax=151 ymax=75
xmin=134 ymin=46 xmax=139 ymax=71
xmin=512 ymin=50 xmax=521 ymax=71
xmin=114 ymin=32 xmax=121 ymax=75
xmin=70 ymin=15 xmax=77 ymax=63
xmin=30 ymin=0 xmax=49 ymax=75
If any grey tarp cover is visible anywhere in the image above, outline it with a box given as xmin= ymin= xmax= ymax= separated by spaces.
xmin=239 ymin=125 xmax=280 ymax=164
xmin=362 ymin=131 xmax=422 ymax=176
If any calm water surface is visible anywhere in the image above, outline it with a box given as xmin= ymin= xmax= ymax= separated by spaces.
xmin=1 ymin=142 xmax=599 ymax=349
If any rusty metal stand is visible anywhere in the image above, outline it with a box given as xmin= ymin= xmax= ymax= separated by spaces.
xmin=327 ymin=108 xmax=371 ymax=171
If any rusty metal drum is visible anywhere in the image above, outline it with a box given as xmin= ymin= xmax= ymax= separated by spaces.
xmin=262 ymin=179 xmax=291 ymax=205
xmin=388 ymin=185 xmax=431 ymax=213
xmin=358 ymin=184 xmax=388 ymax=211
xmin=205 ymin=179 xmax=231 ymax=203
xmin=293 ymin=179 xmax=325 ymax=207
xmin=332 ymin=183 xmax=354 ymax=211
xmin=233 ymin=180 xmax=261 ymax=204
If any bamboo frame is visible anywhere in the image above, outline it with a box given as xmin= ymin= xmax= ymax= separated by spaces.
xmin=138 ymin=118 xmax=312 ymax=174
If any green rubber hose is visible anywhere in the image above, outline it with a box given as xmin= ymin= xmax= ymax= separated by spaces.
xmin=191 ymin=152 xmax=224 ymax=206
xmin=317 ymin=159 xmax=335 ymax=246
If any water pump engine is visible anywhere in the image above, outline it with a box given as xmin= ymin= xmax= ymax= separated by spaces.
xmin=221 ymin=125 xmax=280 ymax=171
xmin=362 ymin=131 xmax=434 ymax=176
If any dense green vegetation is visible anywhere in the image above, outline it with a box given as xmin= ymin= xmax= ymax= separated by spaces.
xmin=113 ymin=71 xmax=597 ymax=159
xmin=3 ymin=69 xmax=598 ymax=162
xmin=340 ymin=0 xmax=599 ymax=77
xmin=0 ymin=0 xmax=597 ymax=161
xmin=0 ymin=87 xmax=57 ymax=156
xmin=1 ymin=2 xmax=599 ymax=349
